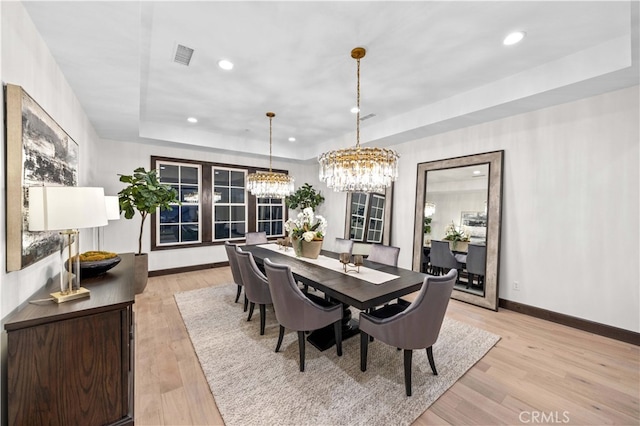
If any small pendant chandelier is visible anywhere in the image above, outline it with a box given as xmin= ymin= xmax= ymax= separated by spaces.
xmin=318 ymin=47 xmax=399 ymax=193
xmin=247 ymin=112 xmax=295 ymax=198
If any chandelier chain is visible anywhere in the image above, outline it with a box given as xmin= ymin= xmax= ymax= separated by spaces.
xmin=356 ymin=56 xmax=361 ymax=149
xmin=269 ymin=114 xmax=273 ymax=172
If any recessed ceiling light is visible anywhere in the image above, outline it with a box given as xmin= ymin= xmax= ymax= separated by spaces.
xmin=218 ymin=59 xmax=234 ymax=70
xmin=350 ymin=107 xmax=359 ymax=114
xmin=503 ymin=31 xmax=525 ymax=46
xmin=473 ymin=170 xmax=482 ymax=175
xmin=288 ymin=137 xmax=296 ymax=142
xmin=187 ymin=117 xmax=198 ymax=123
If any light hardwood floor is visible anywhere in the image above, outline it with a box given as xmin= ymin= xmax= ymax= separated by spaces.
xmin=135 ymin=268 xmax=639 ymax=425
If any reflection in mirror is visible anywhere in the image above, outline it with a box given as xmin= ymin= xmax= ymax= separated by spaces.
xmin=345 ymin=185 xmax=393 ymax=254
xmin=413 ymin=151 xmax=503 ymax=311
xmin=424 ymin=164 xmax=489 ymax=297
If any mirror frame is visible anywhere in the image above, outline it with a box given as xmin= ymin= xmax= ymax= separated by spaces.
xmin=344 ymin=184 xmax=394 ymax=246
xmin=412 ymin=151 xmax=504 ymax=310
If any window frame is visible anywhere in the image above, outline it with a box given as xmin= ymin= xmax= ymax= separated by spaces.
xmin=150 ymin=155 xmax=291 ymax=251
xmin=155 ymin=160 xmax=203 ymax=247
xmin=255 ymin=197 xmax=286 ymax=238
xmin=212 ymin=166 xmax=248 ymax=242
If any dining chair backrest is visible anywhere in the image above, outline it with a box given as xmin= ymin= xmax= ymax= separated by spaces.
xmin=263 ymin=258 xmax=341 ymax=332
xmin=334 ymin=238 xmax=354 ymax=255
xmin=430 ymin=240 xmax=460 ymax=270
xmin=367 ymin=244 xmax=400 ymax=267
xmin=466 ymin=244 xmax=487 ymax=276
xmin=236 ymin=248 xmax=272 ymax=305
xmin=224 ymin=241 xmax=243 ymax=286
xmin=360 ymin=269 xmax=457 ymax=350
xmin=245 ymin=231 xmax=268 ymax=245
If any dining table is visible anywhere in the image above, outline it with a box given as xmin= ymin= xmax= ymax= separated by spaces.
xmin=241 ymin=243 xmax=428 ymax=350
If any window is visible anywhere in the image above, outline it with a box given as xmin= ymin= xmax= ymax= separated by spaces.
xmin=157 ymin=161 xmax=201 ymax=245
xmin=349 ymin=192 xmax=368 ymax=241
xmin=348 ymin=192 xmax=385 ymax=243
xmin=366 ymin=194 xmax=385 ymax=243
xmin=257 ymin=197 xmax=284 ymax=236
xmin=151 ymin=156 xmax=290 ymax=250
xmin=213 ymin=168 xmax=247 ymax=241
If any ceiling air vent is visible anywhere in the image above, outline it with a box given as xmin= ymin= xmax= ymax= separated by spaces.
xmin=360 ymin=113 xmax=376 ymax=121
xmin=174 ymin=44 xmax=194 ymax=66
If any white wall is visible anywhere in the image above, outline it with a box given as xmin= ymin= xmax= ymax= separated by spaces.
xmin=0 ymin=1 xmax=101 ymax=319
xmin=390 ymin=86 xmax=638 ymax=332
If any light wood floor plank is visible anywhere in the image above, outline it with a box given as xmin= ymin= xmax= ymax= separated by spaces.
xmin=134 ymin=268 xmax=640 ymax=425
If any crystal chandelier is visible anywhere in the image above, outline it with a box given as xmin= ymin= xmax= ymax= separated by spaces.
xmin=318 ymin=47 xmax=399 ymax=193
xmin=247 ymin=112 xmax=295 ymax=198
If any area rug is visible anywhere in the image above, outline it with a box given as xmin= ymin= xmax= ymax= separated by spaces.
xmin=175 ymin=284 xmax=500 ymax=426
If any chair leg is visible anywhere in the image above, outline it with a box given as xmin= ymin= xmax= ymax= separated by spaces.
xmin=247 ymin=302 xmax=255 ymax=321
xmin=426 ymin=346 xmax=438 ymax=375
xmin=235 ymin=285 xmax=242 ymax=303
xmin=404 ymin=349 xmax=413 ymax=396
xmin=275 ymin=325 xmax=285 ymax=352
xmin=297 ymin=331 xmax=306 ymax=372
xmin=333 ymin=320 xmax=343 ymax=356
xmin=259 ymin=304 xmax=266 ymax=335
xmin=243 ymin=295 xmax=248 ymax=312
xmin=360 ymin=331 xmax=369 ymax=372
xmin=467 ymin=273 xmax=473 ymax=289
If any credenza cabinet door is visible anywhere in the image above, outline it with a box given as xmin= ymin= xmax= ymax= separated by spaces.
xmin=7 ymin=307 xmax=132 ymax=425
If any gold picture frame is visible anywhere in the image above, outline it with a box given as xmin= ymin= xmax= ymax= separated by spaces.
xmin=5 ymin=84 xmax=79 ymax=271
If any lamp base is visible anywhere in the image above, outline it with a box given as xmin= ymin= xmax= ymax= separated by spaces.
xmin=50 ymin=287 xmax=90 ymax=303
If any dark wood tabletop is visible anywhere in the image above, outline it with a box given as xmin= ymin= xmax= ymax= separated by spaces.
xmin=3 ymin=253 xmax=135 ymax=331
xmin=241 ymin=245 xmax=427 ymax=310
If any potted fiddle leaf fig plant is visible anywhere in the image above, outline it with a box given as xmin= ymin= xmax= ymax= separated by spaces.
xmin=285 ymin=183 xmax=325 ymax=212
xmin=118 ymin=167 xmax=179 ymax=294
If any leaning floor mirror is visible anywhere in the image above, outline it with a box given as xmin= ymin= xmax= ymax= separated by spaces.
xmin=412 ymin=151 xmax=504 ymax=310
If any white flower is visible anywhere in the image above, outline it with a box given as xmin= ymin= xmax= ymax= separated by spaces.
xmin=302 ymin=231 xmax=315 ymax=242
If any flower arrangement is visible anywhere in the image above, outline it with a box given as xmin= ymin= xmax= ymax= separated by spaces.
xmin=443 ymin=221 xmax=470 ymax=242
xmin=285 ymin=207 xmax=327 ymax=242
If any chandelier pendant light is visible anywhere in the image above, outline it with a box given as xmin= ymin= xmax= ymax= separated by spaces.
xmin=247 ymin=112 xmax=295 ymax=199
xmin=318 ymin=47 xmax=399 ymax=193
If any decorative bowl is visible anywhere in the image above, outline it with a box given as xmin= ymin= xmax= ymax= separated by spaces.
xmin=78 ymin=256 xmax=122 ymax=278
xmin=65 ymin=252 xmax=122 ymax=278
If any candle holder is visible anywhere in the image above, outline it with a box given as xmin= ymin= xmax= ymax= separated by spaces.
xmin=276 ymin=236 xmax=291 ymax=252
xmin=339 ymin=253 xmax=363 ymax=273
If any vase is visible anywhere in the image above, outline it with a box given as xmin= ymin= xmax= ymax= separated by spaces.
xmin=292 ymin=237 xmax=323 ymax=259
xmin=449 ymin=240 xmax=469 ymax=253
xmin=134 ymin=253 xmax=149 ymax=294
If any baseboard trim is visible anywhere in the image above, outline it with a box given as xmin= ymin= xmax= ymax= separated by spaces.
xmin=149 ymin=261 xmax=229 ymax=277
xmin=499 ymin=299 xmax=639 ymax=346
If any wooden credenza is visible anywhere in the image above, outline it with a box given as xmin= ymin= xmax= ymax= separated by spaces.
xmin=4 ymin=253 xmax=135 ymax=426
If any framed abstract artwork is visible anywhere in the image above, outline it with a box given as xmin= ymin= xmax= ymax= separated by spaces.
xmin=5 ymin=84 xmax=79 ymax=272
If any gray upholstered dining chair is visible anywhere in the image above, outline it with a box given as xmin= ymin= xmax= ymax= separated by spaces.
xmin=359 ymin=269 xmax=457 ymax=396
xmin=236 ymin=248 xmax=273 ymax=335
xmin=366 ymin=244 xmax=400 ymax=267
xmin=465 ymin=244 xmax=487 ymax=289
xmin=429 ymin=240 xmax=463 ymax=282
xmin=245 ymin=231 xmax=268 ymax=245
xmin=263 ymin=258 xmax=343 ymax=372
xmin=224 ymin=241 xmax=248 ymax=311
xmin=334 ymin=238 xmax=354 ymax=255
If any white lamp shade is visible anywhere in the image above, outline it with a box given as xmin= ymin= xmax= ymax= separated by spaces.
xmin=28 ymin=186 xmax=108 ymax=231
xmin=105 ymin=196 xmax=121 ymax=221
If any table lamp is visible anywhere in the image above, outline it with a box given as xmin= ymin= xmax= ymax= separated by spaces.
xmin=96 ymin=195 xmax=121 ymax=251
xmin=28 ymin=186 xmax=108 ymax=303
